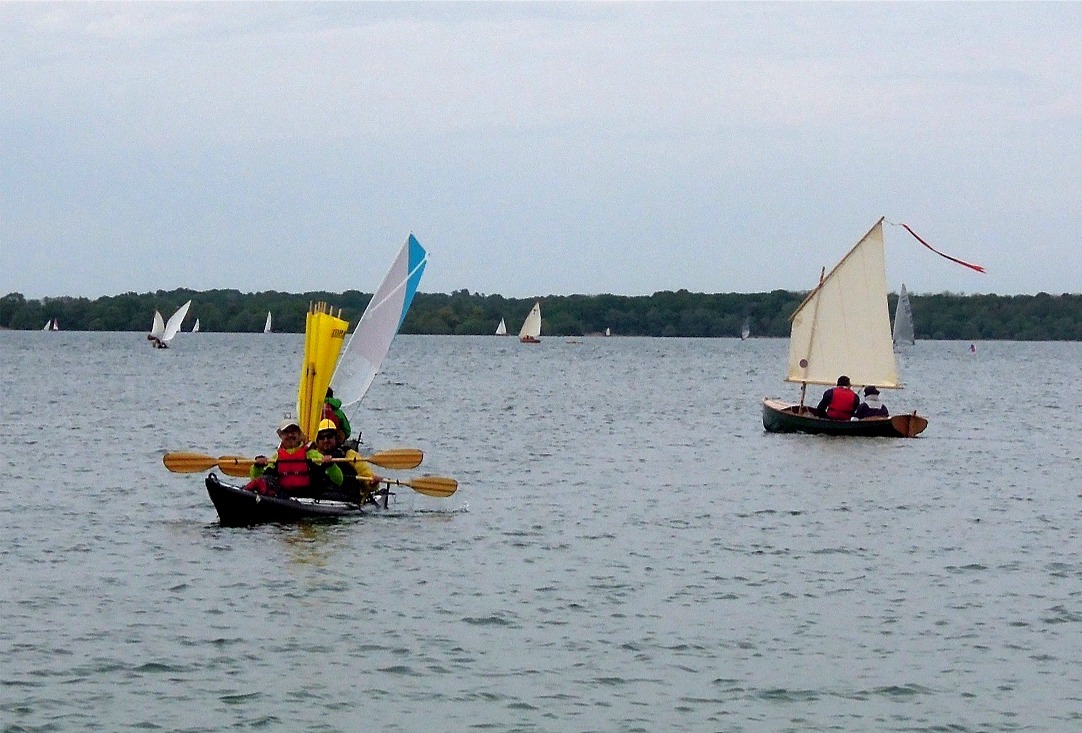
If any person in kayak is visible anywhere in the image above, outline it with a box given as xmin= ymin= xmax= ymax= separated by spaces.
xmin=814 ymin=375 xmax=860 ymax=420
xmin=312 ymin=418 xmax=381 ymax=502
xmin=322 ymin=388 xmax=352 ymax=444
xmin=247 ymin=418 xmax=341 ymax=497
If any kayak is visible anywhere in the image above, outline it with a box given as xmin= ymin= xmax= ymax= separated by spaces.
xmin=205 ymin=473 xmax=371 ymax=527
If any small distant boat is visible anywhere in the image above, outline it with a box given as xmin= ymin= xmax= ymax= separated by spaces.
xmin=518 ymin=302 xmax=541 ymax=344
xmin=762 ymin=218 xmax=927 ymax=438
xmin=969 ymin=343 xmax=976 ymax=354
xmin=264 ymin=311 xmax=273 ymax=333
xmin=605 ymin=327 xmax=611 ymax=337
xmin=43 ymin=319 xmax=58 ymax=331
xmin=892 ymin=284 xmax=915 ymax=349
xmin=148 ymin=300 xmax=192 ymax=348
xmin=495 ymin=318 xmax=507 ymax=336
xmin=741 ymin=317 xmax=750 ymax=341
xmin=192 ymin=318 xmax=200 ymax=333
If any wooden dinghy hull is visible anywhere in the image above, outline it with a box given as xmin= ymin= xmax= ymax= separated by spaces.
xmin=762 ymin=399 xmax=928 ymax=438
xmin=205 ymin=473 xmax=366 ymax=527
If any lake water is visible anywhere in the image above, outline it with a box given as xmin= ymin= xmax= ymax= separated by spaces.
xmin=1 ymin=332 xmax=1080 ymax=732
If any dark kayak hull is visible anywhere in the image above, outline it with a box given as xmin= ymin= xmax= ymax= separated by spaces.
xmin=762 ymin=399 xmax=928 ymax=438
xmin=205 ymin=474 xmax=366 ymax=526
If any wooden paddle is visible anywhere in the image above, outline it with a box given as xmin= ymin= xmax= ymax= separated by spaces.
xmin=163 ymin=448 xmax=424 ymax=477
xmin=381 ymin=475 xmax=458 ymax=498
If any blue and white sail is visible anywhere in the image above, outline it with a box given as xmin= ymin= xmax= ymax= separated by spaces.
xmin=331 ymin=234 xmax=428 ymax=408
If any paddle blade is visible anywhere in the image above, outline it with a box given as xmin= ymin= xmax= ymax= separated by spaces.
xmin=217 ymin=456 xmax=255 ymax=477
xmin=405 ymin=475 xmax=458 ymax=498
xmin=163 ymin=452 xmax=217 ymax=473
xmin=365 ymin=448 xmax=424 ymax=470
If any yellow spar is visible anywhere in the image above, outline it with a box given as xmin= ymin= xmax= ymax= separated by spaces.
xmin=296 ymin=301 xmax=350 ymax=440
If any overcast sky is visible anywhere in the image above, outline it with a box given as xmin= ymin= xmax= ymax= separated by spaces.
xmin=2 ymin=2 xmax=1079 ymax=300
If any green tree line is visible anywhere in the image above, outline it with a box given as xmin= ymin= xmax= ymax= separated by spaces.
xmin=2 ymin=288 xmax=1081 ymax=340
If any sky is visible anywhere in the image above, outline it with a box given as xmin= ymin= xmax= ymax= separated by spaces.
xmin=2 ymin=2 xmax=1080 ymax=300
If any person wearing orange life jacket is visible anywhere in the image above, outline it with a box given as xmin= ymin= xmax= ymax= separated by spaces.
xmin=814 ymin=375 xmax=860 ymax=420
xmin=247 ymin=418 xmax=341 ymax=497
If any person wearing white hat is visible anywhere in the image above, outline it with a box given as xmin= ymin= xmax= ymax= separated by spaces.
xmin=246 ymin=418 xmax=340 ymax=496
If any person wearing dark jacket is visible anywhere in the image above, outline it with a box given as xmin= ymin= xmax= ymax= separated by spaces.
xmin=855 ymin=385 xmax=889 ymax=419
xmin=815 ymin=375 xmax=860 ymax=420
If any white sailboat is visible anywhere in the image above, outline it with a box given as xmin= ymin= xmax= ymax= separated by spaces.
xmin=892 ymin=284 xmax=915 ymax=349
xmin=495 ymin=318 xmax=507 ymax=336
xmin=518 ymin=302 xmax=541 ymax=343
xmin=605 ymin=327 xmax=611 ymax=337
xmin=192 ymin=318 xmax=200 ymax=333
xmin=148 ymin=300 xmax=192 ymax=348
xmin=42 ymin=319 xmax=51 ymax=331
xmin=264 ymin=311 xmax=272 ymax=334
xmin=741 ymin=317 xmax=751 ymax=340
xmin=761 ymin=218 xmax=927 ymax=437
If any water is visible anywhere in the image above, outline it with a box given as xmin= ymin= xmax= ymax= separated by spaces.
xmin=2 ymin=332 xmax=1080 ymax=732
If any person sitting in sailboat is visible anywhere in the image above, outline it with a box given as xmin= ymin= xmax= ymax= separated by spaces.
xmin=855 ymin=385 xmax=889 ymax=419
xmin=311 ymin=419 xmax=381 ymax=503
xmin=814 ymin=375 xmax=860 ymax=421
xmin=246 ymin=418 xmax=341 ymax=497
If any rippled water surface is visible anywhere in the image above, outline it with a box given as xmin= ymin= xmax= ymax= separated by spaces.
xmin=2 ymin=332 xmax=1081 ymax=732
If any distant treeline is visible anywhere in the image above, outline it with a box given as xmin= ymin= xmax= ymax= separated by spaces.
xmin=2 ymin=289 xmax=1081 ymax=340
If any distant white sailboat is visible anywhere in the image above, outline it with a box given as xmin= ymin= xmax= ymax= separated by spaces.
xmin=42 ymin=319 xmax=51 ymax=331
xmin=741 ymin=317 xmax=751 ymax=340
xmin=192 ymin=318 xmax=200 ymax=333
xmin=892 ymin=284 xmax=915 ymax=348
xmin=495 ymin=318 xmax=507 ymax=336
xmin=264 ymin=311 xmax=272 ymax=333
xmin=605 ymin=327 xmax=611 ymax=337
xmin=148 ymin=300 xmax=192 ymax=348
xmin=518 ymin=302 xmax=541 ymax=344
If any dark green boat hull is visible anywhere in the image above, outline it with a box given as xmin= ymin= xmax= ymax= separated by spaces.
xmin=762 ymin=399 xmax=927 ymax=438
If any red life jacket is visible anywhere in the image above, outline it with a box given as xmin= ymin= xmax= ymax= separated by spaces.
xmin=826 ymin=387 xmax=859 ymax=420
xmin=275 ymin=446 xmax=312 ymax=491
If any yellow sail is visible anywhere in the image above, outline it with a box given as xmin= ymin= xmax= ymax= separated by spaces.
xmin=296 ymin=302 xmax=350 ymax=439
xmin=786 ymin=218 xmax=900 ymax=389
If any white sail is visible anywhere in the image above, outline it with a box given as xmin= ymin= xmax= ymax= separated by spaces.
xmin=150 ymin=311 xmax=166 ymax=339
xmin=264 ymin=311 xmax=272 ymax=333
xmin=605 ymin=327 xmax=611 ymax=337
xmin=495 ymin=318 xmax=507 ymax=336
xmin=892 ymin=284 xmax=915 ymax=348
xmin=741 ymin=317 xmax=750 ymax=340
xmin=161 ymin=300 xmax=191 ymax=344
xmin=786 ymin=218 xmax=899 ymax=388
xmin=331 ymin=233 xmax=428 ymax=409
xmin=51 ymin=319 xmax=59 ymax=331
xmin=192 ymin=318 xmax=200 ymax=333
xmin=43 ymin=320 xmax=50 ymax=331
xmin=518 ymin=302 xmax=541 ymax=341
